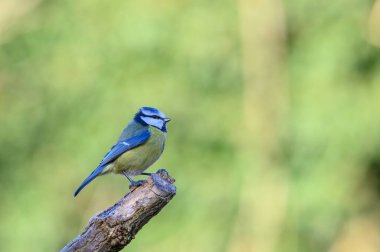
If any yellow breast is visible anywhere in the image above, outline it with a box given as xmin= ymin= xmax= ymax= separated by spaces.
xmin=111 ymin=127 xmax=166 ymax=175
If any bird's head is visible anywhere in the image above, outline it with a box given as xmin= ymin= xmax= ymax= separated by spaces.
xmin=134 ymin=107 xmax=171 ymax=132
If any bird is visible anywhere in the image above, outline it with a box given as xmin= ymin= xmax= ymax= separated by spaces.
xmin=74 ymin=107 xmax=171 ymax=197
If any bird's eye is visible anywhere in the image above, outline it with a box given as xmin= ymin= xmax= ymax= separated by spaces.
xmin=152 ymin=115 xmax=160 ymax=119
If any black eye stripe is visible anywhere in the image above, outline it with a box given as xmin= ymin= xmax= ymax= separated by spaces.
xmin=140 ymin=113 xmax=162 ymax=119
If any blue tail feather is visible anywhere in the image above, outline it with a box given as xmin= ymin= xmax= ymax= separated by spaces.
xmin=74 ymin=165 xmax=106 ymax=197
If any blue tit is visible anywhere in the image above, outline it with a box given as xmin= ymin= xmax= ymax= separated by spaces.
xmin=74 ymin=107 xmax=171 ymax=197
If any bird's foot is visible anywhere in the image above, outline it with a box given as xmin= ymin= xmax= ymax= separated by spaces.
xmin=129 ymin=179 xmax=145 ymax=189
xmin=123 ymin=172 xmax=146 ymax=189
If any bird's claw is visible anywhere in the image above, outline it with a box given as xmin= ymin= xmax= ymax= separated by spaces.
xmin=129 ymin=179 xmax=145 ymax=189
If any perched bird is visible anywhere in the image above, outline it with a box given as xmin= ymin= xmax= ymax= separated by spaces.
xmin=74 ymin=107 xmax=171 ymax=197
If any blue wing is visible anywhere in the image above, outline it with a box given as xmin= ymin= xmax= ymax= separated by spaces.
xmin=98 ymin=130 xmax=151 ymax=167
xmin=74 ymin=130 xmax=151 ymax=197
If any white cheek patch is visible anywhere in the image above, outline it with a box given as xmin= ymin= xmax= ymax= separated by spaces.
xmin=141 ymin=116 xmax=164 ymax=129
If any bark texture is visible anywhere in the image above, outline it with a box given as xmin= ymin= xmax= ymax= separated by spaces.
xmin=61 ymin=169 xmax=176 ymax=252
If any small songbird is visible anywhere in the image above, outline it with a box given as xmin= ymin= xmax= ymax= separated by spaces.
xmin=74 ymin=107 xmax=171 ymax=197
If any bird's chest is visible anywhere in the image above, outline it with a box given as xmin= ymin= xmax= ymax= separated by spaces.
xmin=113 ymin=127 xmax=166 ymax=174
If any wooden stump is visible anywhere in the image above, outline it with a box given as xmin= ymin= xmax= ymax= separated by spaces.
xmin=61 ymin=169 xmax=176 ymax=252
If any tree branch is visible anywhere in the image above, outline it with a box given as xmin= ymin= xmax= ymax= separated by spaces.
xmin=61 ymin=169 xmax=176 ymax=252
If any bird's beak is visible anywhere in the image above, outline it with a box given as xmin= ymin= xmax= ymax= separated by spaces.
xmin=164 ymin=118 xmax=171 ymax=122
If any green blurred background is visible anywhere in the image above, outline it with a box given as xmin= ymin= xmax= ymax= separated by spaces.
xmin=1 ymin=0 xmax=380 ymax=251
